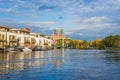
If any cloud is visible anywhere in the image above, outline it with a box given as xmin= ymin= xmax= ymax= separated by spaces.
xmin=39 ymin=5 xmax=57 ymax=11
xmin=0 ymin=8 xmax=15 ymax=13
xmin=24 ymin=21 xmax=56 ymax=27
xmin=0 ymin=0 xmax=38 ymax=18
xmin=66 ymin=22 xmax=120 ymax=40
xmin=68 ymin=0 xmax=120 ymax=16
xmin=1 ymin=0 xmax=119 ymax=18
xmin=0 ymin=17 xmax=55 ymax=35
xmin=1 ymin=0 xmax=120 ymax=14
xmin=82 ymin=16 xmax=109 ymax=23
xmin=64 ymin=31 xmax=73 ymax=35
xmin=58 ymin=16 xmax=63 ymax=19
xmin=0 ymin=0 xmax=120 ymax=40
xmin=0 ymin=7 xmax=37 ymax=18
xmin=0 ymin=17 xmax=56 ymax=27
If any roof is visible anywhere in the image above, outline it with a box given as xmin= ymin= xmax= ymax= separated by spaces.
xmin=0 ymin=25 xmax=12 ymax=29
xmin=10 ymin=28 xmax=30 ymax=33
xmin=50 ymin=34 xmax=67 ymax=40
xmin=22 ymin=27 xmax=31 ymax=32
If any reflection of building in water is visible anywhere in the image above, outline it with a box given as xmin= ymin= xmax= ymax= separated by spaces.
xmin=53 ymin=49 xmax=64 ymax=68
xmin=31 ymin=51 xmax=44 ymax=67
xmin=0 ymin=51 xmax=46 ymax=74
xmin=0 ymin=52 xmax=25 ymax=72
xmin=0 ymin=50 xmax=65 ymax=75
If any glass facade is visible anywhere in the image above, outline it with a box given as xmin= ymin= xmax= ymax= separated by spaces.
xmin=54 ymin=28 xmax=63 ymax=35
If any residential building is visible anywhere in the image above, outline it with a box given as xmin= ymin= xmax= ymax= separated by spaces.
xmin=0 ymin=26 xmax=11 ymax=48
xmin=0 ymin=25 xmax=53 ymax=48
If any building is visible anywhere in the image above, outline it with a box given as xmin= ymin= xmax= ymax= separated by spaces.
xmin=53 ymin=28 xmax=63 ymax=35
xmin=8 ymin=28 xmax=31 ymax=47
xmin=0 ymin=26 xmax=11 ymax=48
xmin=50 ymin=28 xmax=67 ymax=46
xmin=0 ymin=25 xmax=53 ymax=48
xmin=36 ymin=34 xmax=53 ymax=49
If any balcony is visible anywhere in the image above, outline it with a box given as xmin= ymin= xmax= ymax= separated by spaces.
xmin=9 ymin=38 xmax=18 ymax=42
xmin=24 ymin=39 xmax=30 ymax=43
xmin=31 ymin=44 xmax=35 ymax=47
xmin=0 ymin=38 xmax=5 ymax=41
xmin=31 ymin=38 xmax=36 ymax=43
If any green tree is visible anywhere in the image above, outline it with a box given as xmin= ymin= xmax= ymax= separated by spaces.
xmin=56 ymin=39 xmax=62 ymax=48
xmin=102 ymin=35 xmax=120 ymax=48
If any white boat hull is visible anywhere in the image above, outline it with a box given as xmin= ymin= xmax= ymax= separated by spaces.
xmin=23 ymin=47 xmax=32 ymax=52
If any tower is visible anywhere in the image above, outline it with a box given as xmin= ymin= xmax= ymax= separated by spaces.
xmin=53 ymin=28 xmax=63 ymax=35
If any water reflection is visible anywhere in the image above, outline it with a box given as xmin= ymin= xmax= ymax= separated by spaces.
xmin=53 ymin=49 xmax=64 ymax=68
xmin=104 ymin=50 xmax=120 ymax=63
xmin=0 ymin=49 xmax=64 ymax=75
xmin=0 ymin=49 xmax=120 ymax=80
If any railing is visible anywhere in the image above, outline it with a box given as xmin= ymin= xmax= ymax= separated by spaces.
xmin=9 ymin=38 xmax=17 ymax=42
xmin=0 ymin=38 xmax=5 ymax=41
xmin=31 ymin=39 xmax=36 ymax=42
xmin=24 ymin=39 xmax=30 ymax=43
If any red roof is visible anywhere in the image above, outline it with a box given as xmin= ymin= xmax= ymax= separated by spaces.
xmin=51 ymin=34 xmax=67 ymax=40
xmin=22 ymin=27 xmax=31 ymax=32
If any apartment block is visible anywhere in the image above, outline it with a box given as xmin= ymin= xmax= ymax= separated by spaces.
xmin=0 ymin=26 xmax=53 ymax=48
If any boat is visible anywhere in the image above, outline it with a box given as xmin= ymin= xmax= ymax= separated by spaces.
xmin=0 ymin=48 xmax=9 ymax=52
xmin=32 ymin=46 xmax=41 ymax=51
xmin=8 ymin=46 xmax=22 ymax=52
xmin=23 ymin=47 xmax=32 ymax=52
xmin=41 ymin=46 xmax=48 ymax=51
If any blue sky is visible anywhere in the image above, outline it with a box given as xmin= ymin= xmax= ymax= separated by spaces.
xmin=0 ymin=0 xmax=120 ymax=41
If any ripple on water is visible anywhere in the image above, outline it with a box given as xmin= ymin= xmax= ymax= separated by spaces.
xmin=0 ymin=49 xmax=120 ymax=80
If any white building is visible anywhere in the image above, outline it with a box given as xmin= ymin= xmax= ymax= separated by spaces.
xmin=36 ymin=34 xmax=53 ymax=48
xmin=0 ymin=26 xmax=53 ymax=48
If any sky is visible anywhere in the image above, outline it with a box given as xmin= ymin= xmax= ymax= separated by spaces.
xmin=0 ymin=0 xmax=120 ymax=41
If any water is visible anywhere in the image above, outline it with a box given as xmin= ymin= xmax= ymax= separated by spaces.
xmin=0 ymin=49 xmax=120 ymax=80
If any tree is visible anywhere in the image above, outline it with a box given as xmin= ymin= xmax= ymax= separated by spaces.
xmin=56 ymin=39 xmax=62 ymax=48
xmin=102 ymin=35 xmax=120 ymax=48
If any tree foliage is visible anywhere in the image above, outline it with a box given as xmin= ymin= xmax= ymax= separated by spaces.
xmin=102 ymin=35 xmax=120 ymax=48
xmin=55 ymin=35 xmax=120 ymax=49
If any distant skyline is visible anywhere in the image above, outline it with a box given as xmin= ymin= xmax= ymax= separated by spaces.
xmin=0 ymin=0 xmax=120 ymax=41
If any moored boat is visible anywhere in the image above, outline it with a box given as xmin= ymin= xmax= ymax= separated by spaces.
xmin=32 ymin=46 xmax=41 ymax=51
xmin=8 ymin=46 xmax=22 ymax=52
xmin=0 ymin=48 xmax=9 ymax=52
xmin=23 ymin=47 xmax=32 ymax=52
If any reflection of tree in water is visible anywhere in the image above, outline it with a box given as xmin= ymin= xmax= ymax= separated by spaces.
xmin=104 ymin=50 xmax=120 ymax=62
